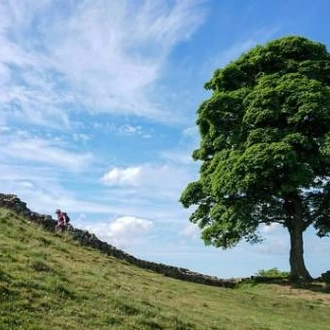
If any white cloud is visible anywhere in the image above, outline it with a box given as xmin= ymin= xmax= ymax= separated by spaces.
xmin=84 ymin=216 xmax=153 ymax=249
xmin=101 ymin=167 xmax=141 ymax=186
xmin=100 ymin=163 xmax=196 ymax=201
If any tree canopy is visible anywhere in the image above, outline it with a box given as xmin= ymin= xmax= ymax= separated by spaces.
xmin=180 ymin=36 xmax=330 ymax=281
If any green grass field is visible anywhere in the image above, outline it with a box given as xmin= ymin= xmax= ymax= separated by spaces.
xmin=1 ymin=208 xmax=329 ymax=330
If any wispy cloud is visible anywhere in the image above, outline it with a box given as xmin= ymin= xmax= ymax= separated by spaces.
xmin=0 ymin=0 xmax=207 ymax=127
xmin=0 ymin=131 xmax=93 ymax=172
xmin=117 ymin=124 xmax=151 ymax=138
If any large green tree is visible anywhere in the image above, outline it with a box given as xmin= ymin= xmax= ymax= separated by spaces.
xmin=180 ymin=36 xmax=330 ymax=281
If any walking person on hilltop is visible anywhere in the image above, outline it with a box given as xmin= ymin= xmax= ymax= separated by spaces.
xmin=55 ymin=209 xmax=68 ymax=232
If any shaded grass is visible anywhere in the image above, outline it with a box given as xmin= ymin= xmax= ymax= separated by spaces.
xmin=1 ymin=208 xmax=330 ymax=330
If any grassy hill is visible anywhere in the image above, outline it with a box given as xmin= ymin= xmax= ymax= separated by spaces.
xmin=1 ymin=207 xmax=330 ymax=330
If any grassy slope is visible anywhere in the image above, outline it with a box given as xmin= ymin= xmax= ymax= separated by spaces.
xmin=1 ymin=208 xmax=329 ymax=330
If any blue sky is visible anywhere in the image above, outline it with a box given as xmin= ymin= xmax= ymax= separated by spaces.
xmin=1 ymin=0 xmax=330 ymax=278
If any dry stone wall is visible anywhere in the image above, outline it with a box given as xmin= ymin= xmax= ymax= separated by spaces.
xmin=0 ymin=193 xmax=240 ymax=287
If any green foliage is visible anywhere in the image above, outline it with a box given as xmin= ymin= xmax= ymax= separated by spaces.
xmin=180 ymin=36 xmax=330 ymax=279
xmin=255 ymin=268 xmax=290 ymax=278
xmin=1 ymin=208 xmax=330 ymax=329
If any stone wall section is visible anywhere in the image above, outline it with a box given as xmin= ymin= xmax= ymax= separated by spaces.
xmin=0 ymin=193 xmax=241 ymax=287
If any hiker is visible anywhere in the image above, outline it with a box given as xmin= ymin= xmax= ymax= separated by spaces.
xmin=55 ymin=209 xmax=68 ymax=232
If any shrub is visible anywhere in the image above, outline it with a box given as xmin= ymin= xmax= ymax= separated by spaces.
xmin=255 ymin=268 xmax=290 ymax=278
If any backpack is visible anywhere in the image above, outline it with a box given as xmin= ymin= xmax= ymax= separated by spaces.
xmin=63 ymin=212 xmax=70 ymax=223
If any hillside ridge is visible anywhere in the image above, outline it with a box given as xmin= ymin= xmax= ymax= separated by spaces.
xmin=0 ymin=193 xmax=241 ymax=288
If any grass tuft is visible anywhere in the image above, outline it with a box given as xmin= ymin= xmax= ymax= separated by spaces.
xmin=30 ymin=259 xmax=54 ymax=273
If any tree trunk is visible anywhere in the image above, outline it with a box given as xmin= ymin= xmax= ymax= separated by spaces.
xmin=284 ymin=194 xmax=313 ymax=282
xmin=288 ymin=224 xmax=312 ymax=282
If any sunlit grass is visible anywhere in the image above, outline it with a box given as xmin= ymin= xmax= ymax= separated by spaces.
xmin=1 ymin=208 xmax=329 ymax=330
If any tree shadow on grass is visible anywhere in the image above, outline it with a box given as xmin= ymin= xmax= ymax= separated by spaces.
xmin=238 ymin=276 xmax=330 ymax=294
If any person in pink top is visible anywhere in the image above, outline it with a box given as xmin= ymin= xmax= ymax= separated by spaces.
xmin=55 ymin=209 xmax=67 ymax=232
